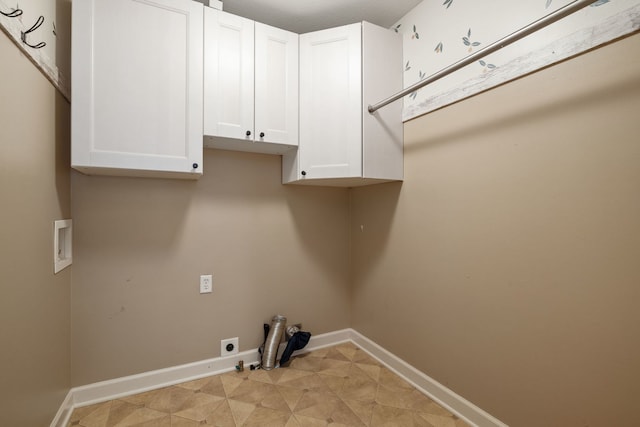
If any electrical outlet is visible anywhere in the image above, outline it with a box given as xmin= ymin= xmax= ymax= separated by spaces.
xmin=200 ymin=275 xmax=212 ymax=294
xmin=221 ymin=337 xmax=239 ymax=356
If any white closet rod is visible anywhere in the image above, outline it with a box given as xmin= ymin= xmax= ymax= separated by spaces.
xmin=367 ymin=0 xmax=598 ymax=114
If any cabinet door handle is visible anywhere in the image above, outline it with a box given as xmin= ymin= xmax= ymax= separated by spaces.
xmin=259 ymin=132 xmax=265 ymax=138
xmin=192 ymin=163 xmax=199 ymax=169
xmin=301 ymin=171 xmax=307 ymax=176
xmin=246 ymin=130 xmax=251 ymax=136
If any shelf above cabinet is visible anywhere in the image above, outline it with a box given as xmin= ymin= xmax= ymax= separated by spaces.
xmin=203 ymin=135 xmax=296 ymax=155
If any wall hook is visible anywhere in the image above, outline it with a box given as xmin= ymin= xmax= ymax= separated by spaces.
xmin=0 ymin=6 xmax=23 ymax=17
xmin=20 ymin=15 xmax=46 ymax=49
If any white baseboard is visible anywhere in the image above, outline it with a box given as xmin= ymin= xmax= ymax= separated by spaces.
xmin=50 ymin=390 xmax=74 ymax=427
xmin=72 ymin=352 xmax=260 ymax=407
xmin=53 ymin=328 xmax=506 ymax=427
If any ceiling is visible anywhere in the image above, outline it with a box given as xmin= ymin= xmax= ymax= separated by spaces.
xmin=215 ymin=0 xmax=423 ymax=34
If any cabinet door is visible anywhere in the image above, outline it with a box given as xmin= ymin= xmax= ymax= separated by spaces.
xmin=298 ymin=23 xmax=362 ymax=179
xmin=254 ymin=23 xmax=298 ymax=147
xmin=72 ymin=0 xmax=203 ymax=178
xmin=204 ymin=9 xmax=254 ymax=140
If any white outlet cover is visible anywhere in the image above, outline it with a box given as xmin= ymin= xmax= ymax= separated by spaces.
xmin=200 ymin=275 xmax=213 ymax=294
xmin=221 ymin=337 xmax=239 ymax=356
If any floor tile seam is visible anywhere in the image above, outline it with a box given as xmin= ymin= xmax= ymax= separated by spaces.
xmin=132 ymin=393 xmax=230 ymax=418
xmin=373 ymin=396 xmax=459 ymax=420
xmin=170 ymin=413 xmax=205 ymax=425
xmin=338 ymin=397 xmax=375 ymax=427
xmin=179 ymin=389 xmax=228 ymax=401
xmin=105 ymin=404 xmax=169 ymax=426
xmin=237 ymin=404 xmax=299 ymax=427
xmin=113 ymin=397 xmax=147 ymax=411
xmin=373 ymin=380 xmax=439 ymax=413
xmin=227 ymin=397 xmax=255 ymax=426
xmin=173 ymin=396 xmax=228 ymax=420
xmin=273 ymin=380 xmax=305 ymax=412
xmin=290 ymin=388 xmax=348 ymax=416
xmin=69 ymin=399 xmax=112 ymax=423
xmin=291 ymin=388 xmax=369 ymax=427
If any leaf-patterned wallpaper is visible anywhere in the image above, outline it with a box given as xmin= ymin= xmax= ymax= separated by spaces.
xmin=394 ymin=0 xmax=638 ymax=121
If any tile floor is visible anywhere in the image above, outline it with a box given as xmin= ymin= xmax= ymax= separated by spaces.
xmin=68 ymin=342 xmax=470 ymax=426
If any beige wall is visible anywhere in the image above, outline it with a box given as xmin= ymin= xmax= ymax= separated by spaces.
xmin=0 ymin=33 xmax=71 ymax=426
xmin=71 ymin=149 xmax=351 ymax=385
xmin=350 ymin=33 xmax=640 ymax=427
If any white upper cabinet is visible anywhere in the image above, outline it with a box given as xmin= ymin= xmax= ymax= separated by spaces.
xmin=72 ymin=0 xmax=204 ymax=179
xmin=283 ymin=22 xmax=403 ymax=187
xmin=297 ymin=23 xmax=362 ymax=180
xmin=204 ymin=9 xmax=298 ymax=154
xmin=204 ymin=10 xmax=254 ymax=142
xmin=254 ymin=22 xmax=299 ymax=148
